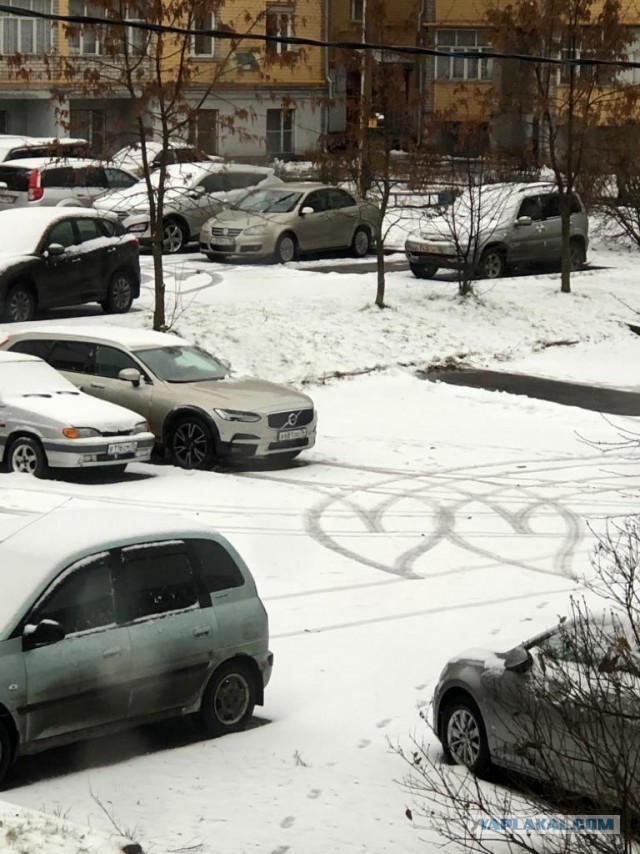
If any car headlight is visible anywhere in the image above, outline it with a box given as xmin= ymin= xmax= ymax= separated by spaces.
xmin=62 ymin=426 xmax=101 ymax=439
xmin=214 ymin=408 xmax=261 ymax=422
xmin=133 ymin=420 xmax=150 ymax=434
xmin=126 ymin=221 xmax=149 ymax=233
xmin=243 ymin=225 xmax=268 ymax=236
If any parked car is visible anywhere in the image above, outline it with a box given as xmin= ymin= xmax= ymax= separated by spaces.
xmin=199 ymin=183 xmax=381 ymax=263
xmin=404 ymin=182 xmax=589 ymax=280
xmin=0 ymin=506 xmax=273 ymax=784
xmin=0 ymin=326 xmax=318 ymax=468
xmin=0 ymin=351 xmax=153 ymax=476
xmin=0 ymin=208 xmax=140 ymax=322
xmin=94 ymin=162 xmax=281 ymax=253
xmin=0 ymin=158 xmax=138 ymax=211
xmin=111 ymin=140 xmax=222 ymax=176
xmin=432 ymin=611 xmax=636 ymax=798
xmin=0 ymin=135 xmax=88 ymax=163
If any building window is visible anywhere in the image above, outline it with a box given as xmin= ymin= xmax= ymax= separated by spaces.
xmin=435 ymin=29 xmax=491 ymax=81
xmin=559 ymin=42 xmax=615 ymax=86
xmin=266 ymin=108 xmax=294 ymax=156
xmin=188 ymin=108 xmax=219 ymax=154
xmin=67 ymin=0 xmax=103 ymax=54
xmin=70 ymin=109 xmax=106 ymax=155
xmin=350 ymin=0 xmax=363 ymax=22
xmin=192 ymin=12 xmax=215 ymax=56
xmin=0 ymin=0 xmax=51 ymax=54
xmin=265 ymin=6 xmax=294 ymax=55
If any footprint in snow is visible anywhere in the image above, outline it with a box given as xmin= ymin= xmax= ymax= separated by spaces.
xmin=376 ymin=718 xmax=392 ymax=728
xmin=307 ymin=789 xmax=322 ymax=799
xmin=271 ymin=847 xmax=290 ymax=854
xmin=357 ymin=739 xmax=371 ymax=749
xmin=280 ymin=816 xmax=296 ymax=829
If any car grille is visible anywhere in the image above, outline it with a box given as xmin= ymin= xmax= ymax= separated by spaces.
xmin=211 ymin=227 xmax=243 ymax=237
xmin=100 ymin=429 xmax=135 ymax=437
xmin=268 ymin=438 xmax=309 ymax=451
xmin=268 ymin=408 xmax=314 ymax=429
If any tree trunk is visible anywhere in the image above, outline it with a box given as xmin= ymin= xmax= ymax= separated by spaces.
xmin=152 ymin=241 xmax=166 ymax=330
xmin=375 ymin=230 xmax=385 ymax=308
xmin=560 ymin=195 xmax=571 ymax=294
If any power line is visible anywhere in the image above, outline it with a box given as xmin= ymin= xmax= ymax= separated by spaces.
xmin=1 ymin=2 xmax=640 ymax=71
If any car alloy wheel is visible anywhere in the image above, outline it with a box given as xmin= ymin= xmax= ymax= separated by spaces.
xmin=480 ymin=249 xmax=506 ymax=279
xmin=8 ymin=437 xmax=47 ymax=477
xmin=102 ymin=272 xmax=134 ymax=314
xmin=4 ymin=284 xmax=35 ymax=323
xmin=200 ymin=662 xmax=256 ymax=736
xmin=170 ymin=417 xmax=215 ymax=469
xmin=275 ymin=233 xmax=297 ymax=264
xmin=446 ymin=707 xmax=482 ymax=768
xmin=352 ymin=227 xmax=371 ymax=258
xmin=162 ymin=220 xmax=186 ymax=254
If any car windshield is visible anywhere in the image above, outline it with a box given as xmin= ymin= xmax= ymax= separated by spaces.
xmin=135 ymin=345 xmax=229 ymax=383
xmin=235 ymin=188 xmax=303 ymax=213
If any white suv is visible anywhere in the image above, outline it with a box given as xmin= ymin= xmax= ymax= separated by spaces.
xmin=0 ymin=158 xmax=138 ymax=211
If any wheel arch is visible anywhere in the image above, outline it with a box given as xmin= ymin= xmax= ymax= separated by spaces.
xmin=161 ymin=405 xmax=220 ymax=448
xmin=2 ymin=430 xmax=46 ymax=464
xmin=275 ymin=230 xmax=298 ymax=259
xmin=4 ymin=278 xmax=38 ymax=310
xmin=436 ymin=685 xmax=484 ymax=742
xmin=163 ymin=213 xmax=190 ymax=239
xmin=479 ymin=241 xmax=508 ymax=261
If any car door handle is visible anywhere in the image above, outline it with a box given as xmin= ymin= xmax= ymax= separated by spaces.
xmin=103 ymin=647 xmax=122 ymax=659
xmin=194 ymin=627 xmax=211 ymax=638
xmin=71 ymin=257 xmax=82 ymax=264
xmin=90 ymin=382 xmax=105 ymax=389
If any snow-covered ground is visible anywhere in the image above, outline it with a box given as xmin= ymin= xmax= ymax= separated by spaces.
xmin=0 ymin=226 xmax=639 ymax=854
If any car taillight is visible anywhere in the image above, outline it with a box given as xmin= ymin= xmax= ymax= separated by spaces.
xmin=28 ymin=170 xmax=43 ymax=202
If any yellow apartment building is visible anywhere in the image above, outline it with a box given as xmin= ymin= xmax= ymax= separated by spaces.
xmin=0 ymin=0 xmax=329 ymax=158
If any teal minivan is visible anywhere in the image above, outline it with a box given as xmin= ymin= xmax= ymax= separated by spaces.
xmin=0 ymin=508 xmax=272 ymax=784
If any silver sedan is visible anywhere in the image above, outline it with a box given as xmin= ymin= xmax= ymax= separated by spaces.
xmin=0 ymin=351 xmax=154 ymax=476
xmin=199 ymin=183 xmax=381 ymax=263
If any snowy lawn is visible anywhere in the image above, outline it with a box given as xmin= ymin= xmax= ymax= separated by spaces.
xmin=0 ymin=226 xmax=639 ymax=853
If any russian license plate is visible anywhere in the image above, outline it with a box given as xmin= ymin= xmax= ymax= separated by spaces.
xmin=214 ymin=237 xmax=235 ymax=247
xmin=279 ymin=428 xmax=307 ymax=441
xmin=0 ymin=194 xmax=15 ymax=204
xmin=108 ymin=441 xmax=136 ymax=456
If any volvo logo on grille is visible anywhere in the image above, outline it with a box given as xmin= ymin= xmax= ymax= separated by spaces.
xmin=285 ymin=411 xmax=301 ymax=428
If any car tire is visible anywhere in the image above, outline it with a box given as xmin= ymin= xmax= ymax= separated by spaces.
xmin=200 ymin=661 xmax=256 ymax=737
xmin=274 ymin=233 xmax=298 ymax=264
xmin=441 ymin=700 xmax=492 ymax=776
xmin=3 ymin=283 xmax=36 ymax=323
xmin=569 ymin=240 xmax=585 ymax=272
xmin=409 ymin=262 xmax=438 ymax=279
xmin=169 ymin=415 xmax=216 ymax=470
xmin=479 ymin=248 xmax=506 ymax=279
xmin=162 ymin=218 xmax=187 ymax=254
xmin=6 ymin=436 xmax=48 ymax=477
xmin=101 ymin=271 xmax=135 ymax=314
xmin=0 ymin=719 xmax=13 ymax=787
xmin=351 ymin=226 xmax=371 ymax=258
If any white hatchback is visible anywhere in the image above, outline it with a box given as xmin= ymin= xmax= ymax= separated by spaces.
xmin=0 ymin=351 xmax=154 ymax=476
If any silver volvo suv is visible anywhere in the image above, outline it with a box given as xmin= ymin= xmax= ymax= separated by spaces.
xmin=405 ymin=182 xmax=589 ymax=280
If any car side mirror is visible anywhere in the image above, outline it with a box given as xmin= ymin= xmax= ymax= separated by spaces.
xmin=119 ymin=367 xmax=142 ymax=386
xmin=0 ymin=182 xmax=7 ymax=190
xmin=45 ymin=243 xmax=66 ymax=257
xmin=516 ymin=216 xmax=533 ymax=227
xmin=23 ymin=619 xmax=65 ymax=650
xmin=504 ymin=645 xmax=533 ymax=674
xmin=300 ymin=206 xmax=315 ymax=216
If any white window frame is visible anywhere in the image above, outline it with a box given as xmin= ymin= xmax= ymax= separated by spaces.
xmin=0 ymin=0 xmax=51 ymax=55
xmin=435 ymin=29 xmax=491 ymax=81
xmin=192 ymin=11 xmax=215 ymax=57
xmin=266 ymin=107 xmax=294 ymax=156
xmin=265 ymin=5 xmax=294 ymax=55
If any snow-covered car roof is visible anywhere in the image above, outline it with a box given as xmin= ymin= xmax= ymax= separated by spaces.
xmin=0 ymin=207 xmax=113 ymax=230
xmin=0 ymin=508 xmax=218 ymax=640
xmin=2 ymin=324 xmax=191 ymax=351
xmin=0 ymin=351 xmax=39 ymax=365
xmin=0 ymin=157 xmax=136 ymax=172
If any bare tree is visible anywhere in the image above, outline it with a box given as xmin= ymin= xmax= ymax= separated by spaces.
xmin=486 ymin=0 xmax=635 ymax=294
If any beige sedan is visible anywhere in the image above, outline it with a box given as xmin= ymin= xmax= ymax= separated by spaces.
xmin=199 ymin=182 xmax=381 ymax=263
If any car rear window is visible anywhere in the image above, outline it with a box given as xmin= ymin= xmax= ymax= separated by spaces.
xmin=41 ymin=167 xmax=76 ymax=189
xmin=0 ymin=166 xmax=30 ymax=192
xmin=6 ymin=339 xmax=52 ymax=360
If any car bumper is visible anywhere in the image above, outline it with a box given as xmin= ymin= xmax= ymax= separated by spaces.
xmin=199 ymin=232 xmax=278 ymax=259
xmin=215 ymin=416 xmax=317 ymax=458
xmin=41 ymin=434 xmax=155 ymax=468
xmin=406 ymin=248 xmax=463 ymax=270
